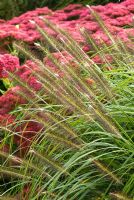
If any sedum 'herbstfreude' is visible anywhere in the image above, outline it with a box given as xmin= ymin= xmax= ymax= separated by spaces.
xmin=0 ymin=0 xmax=133 ymax=45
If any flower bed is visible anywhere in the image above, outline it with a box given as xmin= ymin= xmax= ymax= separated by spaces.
xmin=0 ymin=0 xmax=134 ymax=156
xmin=0 ymin=0 xmax=134 ymax=45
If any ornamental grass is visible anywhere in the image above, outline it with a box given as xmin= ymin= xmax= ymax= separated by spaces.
xmin=0 ymin=3 xmax=134 ymax=200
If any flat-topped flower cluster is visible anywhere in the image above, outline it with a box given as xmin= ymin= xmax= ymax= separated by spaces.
xmin=0 ymin=0 xmax=134 ymax=45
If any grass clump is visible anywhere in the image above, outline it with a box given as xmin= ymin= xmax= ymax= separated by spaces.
xmin=0 ymin=10 xmax=134 ymax=200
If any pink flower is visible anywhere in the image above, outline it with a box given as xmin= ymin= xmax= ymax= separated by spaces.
xmin=122 ymin=0 xmax=134 ymax=6
xmin=44 ymin=51 xmax=74 ymax=69
xmin=127 ymin=5 xmax=134 ymax=12
xmin=82 ymin=45 xmax=90 ymax=52
xmin=92 ymin=31 xmax=109 ymax=44
xmin=0 ymin=86 xmax=26 ymax=115
xmin=14 ymin=120 xmax=43 ymax=155
xmin=16 ymin=60 xmax=42 ymax=91
xmin=116 ymin=15 xmax=133 ymax=27
xmin=83 ymin=22 xmax=99 ymax=33
xmin=92 ymin=5 xmax=106 ymax=12
xmin=63 ymin=4 xmax=82 ymax=12
xmin=92 ymin=54 xmax=113 ymax=64
xmin=28 ymin=76 xmax=42 ymax=91
xmin=0 ymin=144 xmax=10 ymax=154
xmin=0 ymin=114 xmax=15 ymax=126
xmin=0 ymin=54 xmax=20 ymax=78
xmin=104 ymin=7 xmax=129 ymax=18
xmin=0 ymin=0 xmax=133 ymax=48
xmin=0 ymin=19 xmax=5 ymax=24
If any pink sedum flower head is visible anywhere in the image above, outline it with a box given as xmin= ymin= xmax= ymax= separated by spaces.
xmin=0 ymin=86 xmax=26 ymax=115
xmin=0 ymin=0 xmax=133 ymax=48
xmin=0 ymin=54 xmax=20 ymax=78
xmin=16 ymin=60 xmax=42 ymax=91
xmin=14 ymin=120 xmax=43 ymax=155
xmin=0 ymin=113 xmax=15 ymax=126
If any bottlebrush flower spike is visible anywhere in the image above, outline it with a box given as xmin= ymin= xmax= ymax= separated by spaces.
xmin=34 ymin=42 xmax=41 ymax=47
xmin=29 ymin=20 xmax=36 ymax=24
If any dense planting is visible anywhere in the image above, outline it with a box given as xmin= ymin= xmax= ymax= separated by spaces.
xmin=0 ymin=0 xmax=134 ymax=44
xmin=0 ymin=0 xmax=134 ymax=199
xmin=0 ymin=0 xmax=120 ymax=20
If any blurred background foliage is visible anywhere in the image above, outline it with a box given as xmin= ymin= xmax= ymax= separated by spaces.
xmin=0 ymin=0 xmax=121 ymax=20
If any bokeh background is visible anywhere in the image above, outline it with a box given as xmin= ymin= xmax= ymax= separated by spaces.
xmin=0 ymin=0 xmax=121 ymax=19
